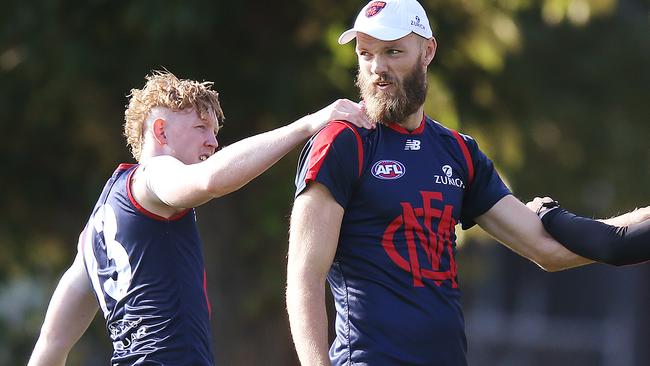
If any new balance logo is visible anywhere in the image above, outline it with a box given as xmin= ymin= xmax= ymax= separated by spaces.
xmin=404 ymin=139 xmax=421 ymax=150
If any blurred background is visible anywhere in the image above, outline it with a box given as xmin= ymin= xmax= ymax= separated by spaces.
xmin=1 ymin=0 xmax=648 ymax=365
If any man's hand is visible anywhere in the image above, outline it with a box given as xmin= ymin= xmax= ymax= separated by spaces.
xmin=302 ymin=99 xmax=375 ymax=133
xmin=526 ymin=196 xmax=560 ymax=218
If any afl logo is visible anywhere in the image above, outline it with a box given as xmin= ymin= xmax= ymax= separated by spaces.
xmin=372 ymin=160 xmax=406 ymax=180
xmin=366 ymin=1 xmax=386 ymax=17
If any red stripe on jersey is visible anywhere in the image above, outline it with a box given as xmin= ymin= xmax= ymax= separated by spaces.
xmin=116 ymin=163 xmax=136 ymax=171
xmin=306 ymin=121 xmax=364 ymax=182
xmin=451 ymin=130 xmax=474 ymax=187
xmin=337 ymin=121 xmax=364 ymax=177
xmin=203 ymin=269 xmax=212 ymax=318
xmin=126 ymin=166 xmax=191 ymax=221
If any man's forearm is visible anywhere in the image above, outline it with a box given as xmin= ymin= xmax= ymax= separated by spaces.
xmin=28 ymin=338 xmax=68 ymax=366
xmin=201 ymin=123 xmax=310 ymax=196
xmin=477 ymin=195 xmax=591 ymax=272
xmin=542 ymin=208 xmax=650 ymax=266
xmin=286 ymin=280 xmax=331 ymax=366
xmin=601 ymin=206 xmax=650 ymax=226
xmin=201 ymin=99 xmax=371 ymax=199
xmin=287 ymin=183 xmax=343 ymax=365
xmin=28 ymin=253 xmax=98 ymax=366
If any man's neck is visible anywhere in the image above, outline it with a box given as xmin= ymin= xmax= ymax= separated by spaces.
xmin=394 ymin=106 xmax=424 ymax=132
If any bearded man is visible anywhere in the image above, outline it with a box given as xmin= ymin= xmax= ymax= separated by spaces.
xmin=282 ymin=1 xmax=647 ymax=365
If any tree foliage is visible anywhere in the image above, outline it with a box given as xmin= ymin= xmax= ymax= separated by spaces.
xmin=0 ymin=0 xmax=647 ymax=364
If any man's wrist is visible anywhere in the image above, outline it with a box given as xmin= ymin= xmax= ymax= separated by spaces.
xmin=537 ymin=200 xmax=560 ymax=219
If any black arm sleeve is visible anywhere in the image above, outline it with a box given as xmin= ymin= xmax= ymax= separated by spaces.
xmin=541 ymin=208 xmax=650 ymax=266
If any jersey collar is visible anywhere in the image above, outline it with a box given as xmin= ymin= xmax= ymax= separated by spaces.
xmin=386 ymin=114 xmax=426 ymax=135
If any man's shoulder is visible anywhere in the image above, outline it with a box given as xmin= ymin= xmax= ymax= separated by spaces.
xmin=424 ymin=117 xmax=471 ymax=140
xmin=310 ymin=120 xmax=371 ymax=147
xmin=320 ymin=120 xmax=370 ymax=136
xmin=134 ymin=156 xmax=184 ymax=185
xmin=424 ymin=118 xmax=479 ymax=153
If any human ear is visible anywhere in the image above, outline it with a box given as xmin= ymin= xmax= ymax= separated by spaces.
xmin=152 ymin=118 xmax=167 ymax=145
xmin=422 ymin=37 xmax=437 ymax=66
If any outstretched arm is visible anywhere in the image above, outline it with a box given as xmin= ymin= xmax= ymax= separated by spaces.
xmin=599 ymin=205 xmax=650 ymax=226
xmin=28 ymin=251 xmax=98 ymax=366
xmin=527 ymin=197 xmax=650 ymax=266
xmin=475 ymin=195 xmax=592 ymax=272
xmin=138 ymin=99 xmax=372 ymax=211
xmin=286 ymin=183 xmax=343 ymax=366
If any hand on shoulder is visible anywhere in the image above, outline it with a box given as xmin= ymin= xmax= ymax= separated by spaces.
xmin=303 ymin=99 xmax=375 ymax=134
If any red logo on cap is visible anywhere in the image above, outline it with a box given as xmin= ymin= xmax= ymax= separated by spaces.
xmin=366 ymin=1 xmax=386 ymax=17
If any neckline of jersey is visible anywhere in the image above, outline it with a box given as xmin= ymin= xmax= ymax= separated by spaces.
xmin=386 ymin=115 xmax=426 ymax=135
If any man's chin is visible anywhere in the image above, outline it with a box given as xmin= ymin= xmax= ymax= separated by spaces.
xmin=371 ymin=90 xmax=396 ymax=99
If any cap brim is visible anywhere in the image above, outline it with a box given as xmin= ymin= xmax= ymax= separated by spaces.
xmin=337 ymin=26 xmax=412 ymax=45
xmin=337 ymin=29 xmax=358 ymax=44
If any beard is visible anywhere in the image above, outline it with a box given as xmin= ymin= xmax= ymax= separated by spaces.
xmin=355 ymin=60 xmax=428 ymax=125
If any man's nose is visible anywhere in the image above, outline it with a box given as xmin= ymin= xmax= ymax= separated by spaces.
xmin=206 ymin=133 xmax=218 ymax=149
xmin=371 ymin=55 xmax=388 ymax=75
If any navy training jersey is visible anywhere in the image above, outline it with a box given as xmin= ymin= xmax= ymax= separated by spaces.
xmin=79 ymin=164 xmax=214 ymax=365
xmin=295 ymin=116 xmax=511 ymax=366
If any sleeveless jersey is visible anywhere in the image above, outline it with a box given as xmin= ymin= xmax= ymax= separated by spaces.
xmin=79 ymin=164 xmax=214 ymax=365
xmin=295 ymin=116 xmax=511 ymax=366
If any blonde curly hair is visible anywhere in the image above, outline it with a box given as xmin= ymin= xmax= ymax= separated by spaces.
xmin=124 ymin=70 xmax=225 ymax=161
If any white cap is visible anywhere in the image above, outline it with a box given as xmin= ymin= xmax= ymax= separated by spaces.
xmin=338 ymin=0 xmax=433 ymax=44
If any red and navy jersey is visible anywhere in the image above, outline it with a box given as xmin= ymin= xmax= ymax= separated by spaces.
xmin=79 ymin=164 xmax=214 ymax=366
xmin=295 ymin=116 xmax=511 ymax=366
